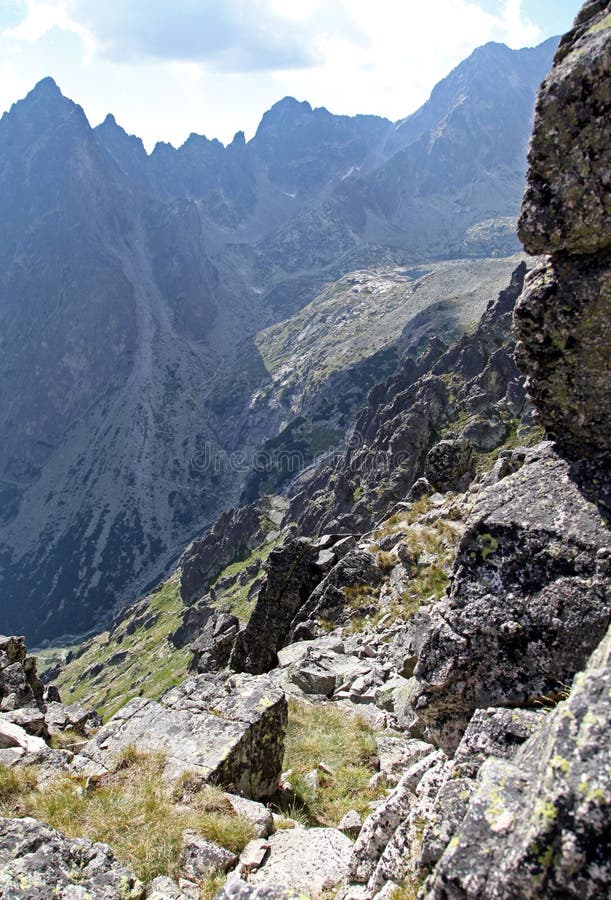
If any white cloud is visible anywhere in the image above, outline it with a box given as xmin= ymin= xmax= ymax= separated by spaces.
xmin=0 ymin=0 xmax=545 ymax=148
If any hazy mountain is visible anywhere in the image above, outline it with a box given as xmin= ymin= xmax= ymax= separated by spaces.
xmin=0 ymin=37 xmax=556 ymax=643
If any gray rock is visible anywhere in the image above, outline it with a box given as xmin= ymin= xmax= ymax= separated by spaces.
xmin=0 ymin=717 xmax=47 ymax=755
xmin=376 ymin=735 xmax=434 ymax=782
xmin=191 ymin=612 xmax=241 ymax=673
xmin=0 ymin=816 xmax=144 ymax=898
xmin=515 ymin=1 xmax=611 ymax=454
xmin=0 ymin=635 xmax=27 ymax=665
xmin=515 ymin=253 xmax=611 ymax=453
xmin=0 ymin=705 xmax=47 ymax=737
xmin=424 ymin=437 xmax=475 ymax=492
xmin=180 ymin=502 xmax=267 ymax=605
xmin=426 ymin=625 xmax=611 ymax=898
xmin=224 ymin=793 xmax=274 ymax=839
xmin=290 ymin=659 xmax=337 ymax=697
xmin=215 ymin=879 xmax=302 ymax=900
xmin=239 ymin=838 xmax=271 ymax=873
xmin=45 ymin=700 xmax=101 ymax=736
xmin=180 ymin=831 xmax=238 ymax=880
xmin=249 ymin=827 xmax=353 ymax=895
xmin=147 ymin=876 xmax=194 ymax=900
xmin=348 ymin=751 xmax=443 ymax=884
xmin=73 ymin=672 xmax=287 ymax=799
xmin=462 ymin=417 xmax=508 ymax=452
xmin=412 ymin=442 xmax=610 ymax=750
xmin=230 ymin=537 xmax=338 ymax=674
xmin=518 ymin=1 xmax=610 ymax=256
xmin=338 ymin=810 xmax=363 ymax=839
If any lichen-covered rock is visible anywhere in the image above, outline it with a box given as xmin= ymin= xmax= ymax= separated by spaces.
xmin=0 ymin=816 xmax=144 ymax=898
xmin=517 ymin=2 xmax=610 ymax=254
xmin=179 ymin=831 xmax=238 ymax=881
xmin=248 ymin=827 xmax=353 ymax=896
xmin=425 ymin=625 xmax=611 ymax=898
xmin=215 ymin=880 xmax=302 ymax=900
xmin=412 ymin=441 xmax=610 ymax=750
xmin=515 ymin=2 xmax=611 ymax=452
xmin=514 ymin=253 xmax=611 ymax=451
xmin=424 ymin=437 xmax=475 ymax=492
xmin=72 ymin=672 xmax=287 ymax=799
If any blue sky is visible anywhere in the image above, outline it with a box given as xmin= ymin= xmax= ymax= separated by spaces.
xmin=0 ymin=1 xmax=584 ymax=150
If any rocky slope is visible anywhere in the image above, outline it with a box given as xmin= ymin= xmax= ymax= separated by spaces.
xmin=0 ymin=38 xmax=555 ymax=643
xmin=0 ymin=5 xmax=608 ymax=898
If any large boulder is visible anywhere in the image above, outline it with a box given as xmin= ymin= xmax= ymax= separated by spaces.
xmin=515 ymin=2 xmax=611 ymax=452
xmin=411 ymin=442 xmax=610 ymax=750
xmin=73 ymin=672 xmax=287 ymax=800
xmin=426 ymin=625 xmax=611 ymax=898
xmin=0 ymin=817 xmax=144 ymax=898
xmin=518 ymin=1 xmax=610 ymax=255
xmin=230 ymin=535 xmax=354 ymax=674
xmin=248 ymin=827 xmax=353 ymax=896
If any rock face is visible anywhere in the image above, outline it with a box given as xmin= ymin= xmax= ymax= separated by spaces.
xmin=412 ymin=441 xmax=610 ymax=750
xmin=426 ymin=626 xmax=611 ymax=898
xmin=518 ymin=1 xmax=610 ymax=255
xmin=287 ymin=261 xmax=530 ymax=540
xmin=230 ymin=535 xmax=355 ymax=674
xmin=0 ymin=817 xmax=144 ymax=898
xmin=73 ymin=672 xmax=287 ymax=799
xmin=515 ymin=2 xmax=611 ymax=451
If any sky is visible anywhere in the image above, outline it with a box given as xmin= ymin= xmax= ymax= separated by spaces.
xmin=0 ymin=0 xmax=584 ymax=151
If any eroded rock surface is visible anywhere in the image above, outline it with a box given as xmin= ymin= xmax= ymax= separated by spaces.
xmin=73 ymin=672 xmax=287 ymax=799
xmin=248 ymin=827 xmax=353 ymax=896
xmin=412 ymin=442 xmax=610 ymax=749
xmin=0 ymin=817 xmax=144 ymax=898
xmin=426 ymin=626 xmax=611 ymax=898
xmin=515 ymin=2 xmax=611 ymax=451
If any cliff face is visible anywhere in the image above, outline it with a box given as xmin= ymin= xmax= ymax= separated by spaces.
xmin=515 ymin=0 xmax=611 ymax=452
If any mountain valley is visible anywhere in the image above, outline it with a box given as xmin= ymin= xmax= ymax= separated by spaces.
xmin=0 ymin=3 xmax=609 ymax=898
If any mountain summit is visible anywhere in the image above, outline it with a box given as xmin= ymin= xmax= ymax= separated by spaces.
xmin=0 ymin=36 xmax=556 ymax=642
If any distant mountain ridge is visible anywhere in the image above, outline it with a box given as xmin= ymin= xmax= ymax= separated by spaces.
xmin=0 ymin=36 xmax=557 ymax=642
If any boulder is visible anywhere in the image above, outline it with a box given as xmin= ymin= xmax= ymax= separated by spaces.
xmin=148 ymin=877 xmax=194 ymax=899
xmin=215 ymin=880 xmax=302 ymax=900
xmin=239 ymin=838 xmax=271 ymax=874
xmin=424 ymin=437 xmax=475 ymax=492
xmin=338 ymin=810 xmax=363 ymax=839
xmin=0 ymin=705 xmax=47 ymax=737
xmin=179 ymin=831 xmax=238 ymax=880
xmin=230 ymin=535 xmax=351 ymax=675
xmin=44 ymin=700 xmax=101 ymax=736
xmin=426 ymin=625 xmax=611 ymax=898
xmin=514 ymin=253 xmax=611 ymax=453
xmin=0 ymin=816 xmax=144 ymax=898
xmin=190 ymin=612 xmax=240 ymax=673
xmin=0 ymin=717 xmax=48 ymax=755
xmin=73 ymin=672 xmax=287 ymax=800
xmin=249 ymin=827 xmax=353 ymax=896
xmin=518 ymin=1 xmax=610 ymax=255
xmin=224 ymin=793 xmax=274 ymax=839
xmin=515 ymin=1 xmax=611 ymax=453
xmin=412 ymin=442 xmax=610 ymax=750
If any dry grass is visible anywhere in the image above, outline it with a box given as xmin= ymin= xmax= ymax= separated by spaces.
xmin=280 ymin=700 xmax=382 ymax=825
xmin=0 ymin=749 xmax=254 ymax=886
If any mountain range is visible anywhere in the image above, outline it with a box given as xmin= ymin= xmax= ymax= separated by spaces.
xmin=0 ymin=36 xmax=557 ymax=643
